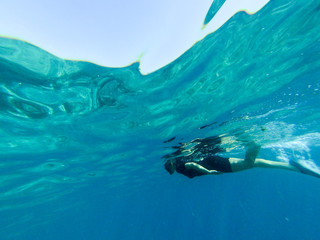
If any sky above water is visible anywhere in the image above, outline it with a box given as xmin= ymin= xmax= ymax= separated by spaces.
xmin=0 ymin=0 xmax=269 ymax=73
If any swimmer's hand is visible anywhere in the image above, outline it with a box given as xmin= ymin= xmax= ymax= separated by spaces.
xmin=208 ymin=169 xmax=222 ymax=175
xmin=185 ymin=162 xmax=222 ymax=175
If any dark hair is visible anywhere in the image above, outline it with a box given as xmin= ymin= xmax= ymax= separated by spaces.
xmin=164 ymin=160 xmax=176 ymax=175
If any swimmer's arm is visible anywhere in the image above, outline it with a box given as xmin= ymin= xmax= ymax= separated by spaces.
xmin=185 ymin=162 xmax=221 ymax=175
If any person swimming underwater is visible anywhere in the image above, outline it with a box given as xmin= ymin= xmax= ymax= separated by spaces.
xmin=164 ymin=136 xmax=320 ymax=179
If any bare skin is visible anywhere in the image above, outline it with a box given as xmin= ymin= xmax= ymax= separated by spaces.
xmin=185 ymin=162 xmax=222 ymax=175
xmin=229 ymin=144 xmax=299 ymax=172
xmin=229 ymin=158 xmax=299 ymax=172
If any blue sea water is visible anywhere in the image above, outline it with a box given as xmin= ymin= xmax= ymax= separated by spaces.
xmin=1 ymin=0 xmax=320 ymax=239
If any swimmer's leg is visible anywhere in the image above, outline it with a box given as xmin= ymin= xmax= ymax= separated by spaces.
xmin=255 ymin=159 xmax=320 ymax=178
xmin=247 ymin=144 xmax=297 ymax=171
xmin=229 ymin=143 xmax=261 ymax=172
xmin=254 ymin=158 xmax=298 ymax=172
xmin=229 ymin=143 xmax=320 ymax=178
xmin=245 ymin=143 xmax=261 ymax=166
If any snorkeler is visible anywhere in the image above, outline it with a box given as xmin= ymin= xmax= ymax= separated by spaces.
xmin=164 ymin=137 xmax=320 ymax=179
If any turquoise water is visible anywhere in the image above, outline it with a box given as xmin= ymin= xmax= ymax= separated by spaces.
xmin=1 ymin=0 xmax=320 ymax=239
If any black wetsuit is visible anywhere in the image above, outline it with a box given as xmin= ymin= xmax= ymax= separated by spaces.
xmin=175 ymin=155 xmax=232 ymax=178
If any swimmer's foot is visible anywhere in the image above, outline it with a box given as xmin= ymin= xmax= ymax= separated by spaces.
xmin=290 ymin=160 xmax=320 ymax=178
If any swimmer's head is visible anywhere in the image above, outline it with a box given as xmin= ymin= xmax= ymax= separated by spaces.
xmin=164 ymin=160 xmax=176 ymax=175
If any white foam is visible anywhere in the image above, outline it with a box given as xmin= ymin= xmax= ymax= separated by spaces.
xmin=266 ymin=132 xmax=320 ymax=163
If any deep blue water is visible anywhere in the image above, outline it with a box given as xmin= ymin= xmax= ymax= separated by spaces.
xmin=1 ymin=0 xmax=320 ymax=239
